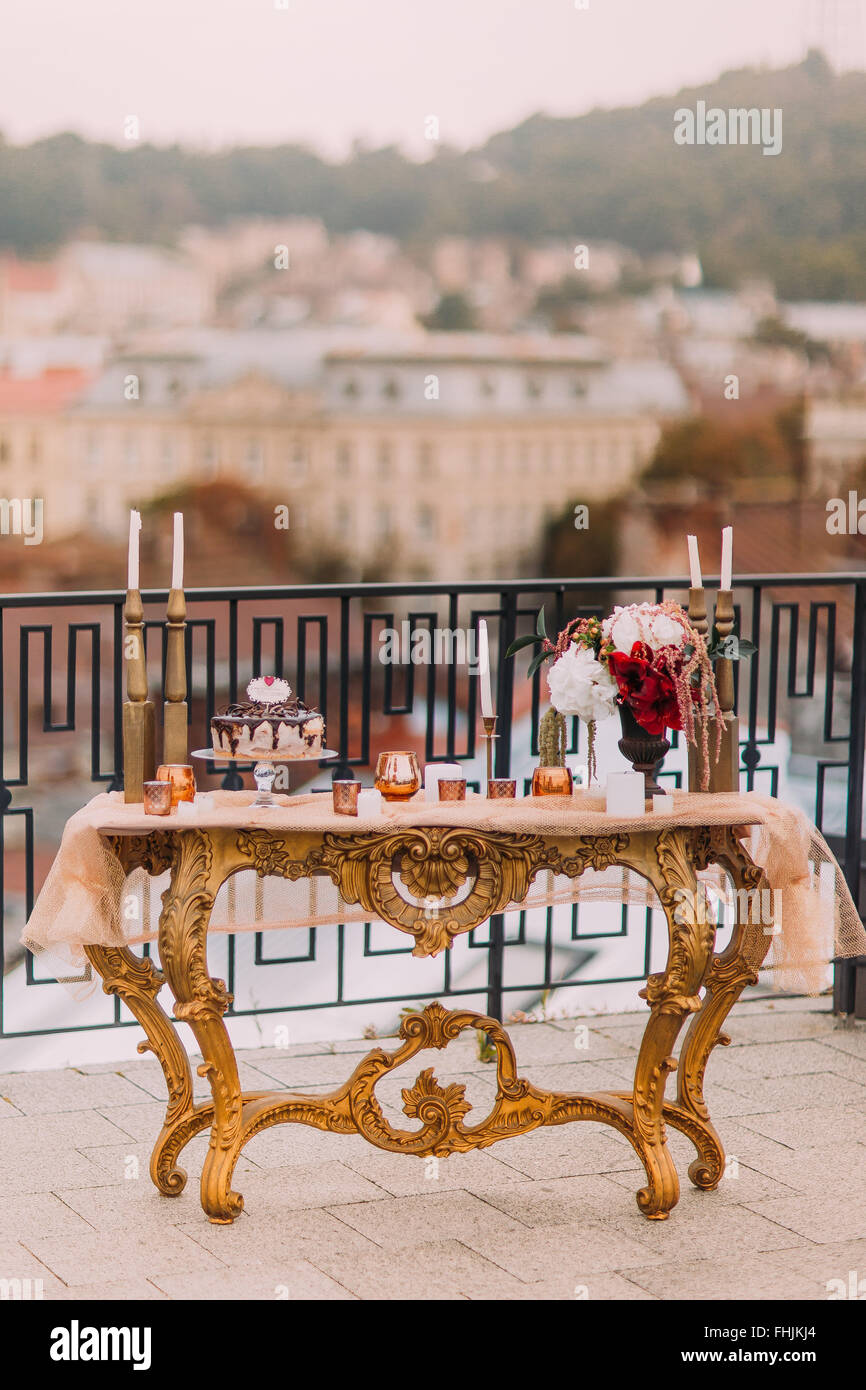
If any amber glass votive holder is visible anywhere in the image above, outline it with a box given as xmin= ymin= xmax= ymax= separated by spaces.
xmin=437 ymin=778 xmax=467 ymax=801
xmin=156 ymin=763 xmax=196 ymax=807
xmin=487 ymin=778 xmax=517 ymax=799
xmin=374 ymin=751 xmax=422 ymax=801
xmin=531 ymin=766 xmax=574 ymax=796
xmin=143 ymin=781 xmax=173 ymax=816
xmin=332 ymin=780 xmax=360 ymax=816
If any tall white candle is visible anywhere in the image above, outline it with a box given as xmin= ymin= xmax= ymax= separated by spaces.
xmin=720 ymin=526 xmax=733 ymax=592
xmin=478 ymin=619 xmax=494 ymax=717
xmin=171 ymin=512 xmax=184 ymax=591
xmin=127 ymin=509 xmax=141 ymax=591
xmin=687 ymin=535 xmax=703 ymax=590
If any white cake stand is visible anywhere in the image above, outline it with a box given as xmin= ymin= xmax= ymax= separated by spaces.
xmin=190 ymin=748 xmax=339 ymax=808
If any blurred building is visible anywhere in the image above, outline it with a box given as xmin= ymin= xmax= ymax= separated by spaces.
xmin=4 ymin=328 xmax=688 ymax=581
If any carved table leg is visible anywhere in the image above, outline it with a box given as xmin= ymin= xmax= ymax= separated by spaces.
xmin=664 ymin=832 xmax=774 ymax=1189
xmin=84 ymin=943 xmax=201 ymax=1195
xmin=624 ymin=830 xmax=718 ymax=1219
xmin=157 ymin=832 xmax=245 ymax=1223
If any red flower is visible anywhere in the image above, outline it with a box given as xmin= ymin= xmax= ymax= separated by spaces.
xmin=608 ymin=644 xmax=683 ymax=735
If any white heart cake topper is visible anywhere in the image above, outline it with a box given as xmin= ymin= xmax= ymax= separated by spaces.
xmin=246 ymin=676 xmax=293 ymax=704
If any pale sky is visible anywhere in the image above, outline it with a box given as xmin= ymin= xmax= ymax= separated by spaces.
xmin=0 ymin=0 xmax=860 ymax=156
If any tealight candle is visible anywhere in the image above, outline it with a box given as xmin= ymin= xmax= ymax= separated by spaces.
xmin=606 ymin=772 xmax=645 ymax=816
xmin=652 ymin=793 xmax=676 ymax=814
xmin=424 ymin=763 xmax=462 ymax=802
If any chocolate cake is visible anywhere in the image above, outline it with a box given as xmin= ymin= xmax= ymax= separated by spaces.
xmin=210 ymin=677 xmax=325 ymax=759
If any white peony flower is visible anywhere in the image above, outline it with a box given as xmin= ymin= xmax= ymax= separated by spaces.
xmin=609 ymin=610 xmax=644 ymax=654
xmin=547 ymin=645 xmax=618 ymax=723
xmin=650 ymin=613 xmax=685 ymax=650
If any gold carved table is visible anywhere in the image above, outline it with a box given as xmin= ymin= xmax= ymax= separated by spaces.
xmin=84 ymin=812 xmax=771 ymax=1224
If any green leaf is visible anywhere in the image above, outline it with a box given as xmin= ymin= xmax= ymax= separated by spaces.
xmin=536 ymin=607 xmax=548 ymax=639
xmin=527 ymin=649 xmax=550 ymax=679
xmin=505 ymin=633 xmax=543 ymax=658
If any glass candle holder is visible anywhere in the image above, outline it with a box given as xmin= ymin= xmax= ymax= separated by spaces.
xmin=332 ymin=780 xmax=360 ymax=816
xmin=156 ymin=763 xmax=196 ymax=807
xmin=143 ymin=781 xmax=173 ymax=816
xmin=487 ymin=778 xmax=517 ymax=798
xmin=531 ymin=766 xmax=574 ymax=796
xmin=374 ymin=751 xmax=422 ymax=801
xmin=437 ymin=778 xmax=467 ymax=801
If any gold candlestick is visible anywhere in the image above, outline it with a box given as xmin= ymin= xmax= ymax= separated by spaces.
xmin=481 ymin=714 xmax=498 ymax=788
xmin=122 ymin=589 xmax=156 ymax=803
xmin=163 ymin=587 xmax=188 ymax=766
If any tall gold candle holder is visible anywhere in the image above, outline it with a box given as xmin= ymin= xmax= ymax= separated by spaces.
xmin=481 ymin=714 xmax=498 ymax=787
xmin=123 ymin=589 xmax=156 ymax=803
xmin=163 ymin=587 xmax=188 ymax=766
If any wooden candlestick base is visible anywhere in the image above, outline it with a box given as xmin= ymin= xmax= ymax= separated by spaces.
xmin=123 ymin=700 xmax=156 ymax=803
xmin=162 ymin=702 xmax=188 ymax=767
xmin=688 ymin=713 xmax=740 ymax=793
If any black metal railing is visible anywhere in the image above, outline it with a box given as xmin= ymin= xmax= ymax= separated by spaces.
xmin=2 ymin=572 xmax=865 ymax=1042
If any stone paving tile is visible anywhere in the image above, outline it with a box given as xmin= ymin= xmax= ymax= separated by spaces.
xmin=604 ymin=1161 xmax=797 ymax=1209
xmin=819 ymin=1027 xmax=866 ymax=1060
xmin=55 ymin=1182 xmax=220 ymax=1232
xmin=0 ymin=1069 xmax=152 ymax=1115
xmin=0 ymin=1097 xmax=23 ymax=1119
xmin=744 ymin=1192 xmax=866 ymax=1245
xmin=489 ymin=1120 xmax=638 ymax=1182
xmin=227 ymin=1160 xmax=388 ymax=1212
xmin=724 ymin=1012 xmax=839 ymax=1046
xmin=622 ymin=1254 xmax=825 ymax=1301
xmin=241 ymin=1124 xmax=372 ymax=1170
xmin=49 ymin=1279 xmax=170 ymax=1301
xmin=0 ymin=1148 xmax=107 ymax=1195
xmin=725 ymin=1038 xmax=866 ymax=1080
xmin=151 ymin=1262 xmax=356 ymax=1300
xmin=491 ymin=1270 xmax=657 ymax=1300
xmin=736 ymin=1104 xmax=866 ymax=1148
xmin=337 ymin=1146 xmax=524 ymax=1198
xmin=0 ymin=1237 xmax=71 ymax=1286
xmin=177 ymin=1207 xmax=382 ymax=1268
xmin=723 ymin=1071 xmax=866 ymax=1111
xmin=1 ymin=1192 xmax=96 ymax=1242
xmin=763 ymin=1238 xmax=866 ymax=1293
xmin=513 ymin=1060 xmax=643 ymax=1094
xmin=619 ymin=1201 xmax=811 ymax=1263
xmin=235 ymin=1051 xmax=373 ymax=1088
xmin=23 ymin=1228 xmax=227 ymax=1285
xmin=0 ymin=1109 xmax=135 ymax=1152
xmin=477 ymin=1173 xmax=647 ymax=1227
xmin=738 ymin=1141 xmax=866 ymax=1196
xmin=91 ymin=1101 xmax=172 ymax=1142
xmin=309 ymin=1237 xmax=528 ymax=1300
xmin=327 ymin=1190 xmax=528 ymax=1252
xmin=76 ymin=1137 xmax=261 ymax=1187
xmin=464 ymin=1218 xmax=667 ymax=1282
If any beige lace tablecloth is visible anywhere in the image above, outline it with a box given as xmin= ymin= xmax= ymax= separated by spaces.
xmin=22 ymin=788 xmax=866 ymax=997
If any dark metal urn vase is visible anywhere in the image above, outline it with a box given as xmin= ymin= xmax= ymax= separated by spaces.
xmin=617 ymin=703 xmax=670 ymax=799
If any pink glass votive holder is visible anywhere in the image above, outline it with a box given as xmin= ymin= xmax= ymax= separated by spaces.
xmin=333 ymin=781 xmax=360 ymax=816
xmin=143 ymin=781 xmax=173 ymax=816
xmin=437 ymin=778 xmax=467 ymax=801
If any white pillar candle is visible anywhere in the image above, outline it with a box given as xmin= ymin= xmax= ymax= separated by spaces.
xmin=171 ymin=512 xmax=184 ymax=591
xmin=127 ymin=509 xmax=141 ymax=590
xmin=424 ymin=762 xmax=463 ymax=801
xmin=605 ymin=771 xmax=645 ymax=816
xmin=478 ymin=619 xmax=494 ymax=717
xmin=357 ymin=788 xmax=383 ymax=815
xmin=687 ymin=535 xmax=702 ymax=589
xmin=720 ymin=526 xmax=733 ymax=592
xmin=652 ymin=793 xmax=676 ymax=814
